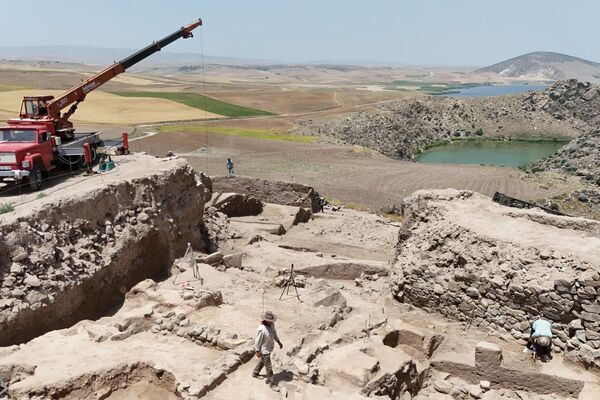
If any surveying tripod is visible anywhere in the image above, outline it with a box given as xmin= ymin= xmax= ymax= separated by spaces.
xmin=279 ymin=264 xmax=301 ymax=301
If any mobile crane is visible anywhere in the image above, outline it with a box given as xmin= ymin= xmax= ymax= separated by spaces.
xmin=0 ymin=18 xmax=202 ymax=190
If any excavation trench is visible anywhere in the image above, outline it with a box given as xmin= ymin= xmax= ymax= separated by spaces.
xmin=1 ymin=230 xmax=175 ymax=346
xmin=28 ymin=362 xmax=180 ymax=400
xmin=0 ymin=157 xmax=209 ymax=347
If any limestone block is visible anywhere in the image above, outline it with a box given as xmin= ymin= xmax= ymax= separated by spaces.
xmin=223 ymin=253 xmax=243 ymax=269
xmin=383 ymin=321 xmax=444 ymax=357
xmin=475 ymin=342 xmax=502 ymax=369
xmin=200 ymin=251 xmax=224 ymax=265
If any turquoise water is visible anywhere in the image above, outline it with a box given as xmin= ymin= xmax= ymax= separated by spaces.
xmin=448 ymin=84 xmax=547 ymax=98
xmin=416 ymin=140 xmax=566 ymax=167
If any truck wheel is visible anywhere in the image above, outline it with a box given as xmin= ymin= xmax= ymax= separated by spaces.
xmin=90 ymin=144 xmax=98 ymax=162
xmin=29 ymin=166 xmax=43 ymax=191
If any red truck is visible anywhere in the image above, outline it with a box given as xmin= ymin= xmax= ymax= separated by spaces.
xmin=0 ymin=19 xmax=202 ymax=190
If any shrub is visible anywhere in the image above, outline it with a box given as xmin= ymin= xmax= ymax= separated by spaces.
xmin=0 ymin=203 xmax=14 ymax=214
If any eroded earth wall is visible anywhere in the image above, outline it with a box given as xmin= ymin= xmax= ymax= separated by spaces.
xmin=390 ymin=189 xmax=600 ymax=368
xmin=0 ymin=156 xmax=210 ymax=345
xmin=211 ymin=175 xmax=320 ymax=213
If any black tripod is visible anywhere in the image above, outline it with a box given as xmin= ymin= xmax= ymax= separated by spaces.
xmin=279 ymin=264 xmax=301 ymax=301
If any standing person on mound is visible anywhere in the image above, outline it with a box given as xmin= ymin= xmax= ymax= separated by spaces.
xmin=530 ymin=316 xmax=553 ymax=362
xmin=253 ymin=311 xmax=283 ymax=391
xmin=226 ymin=158 xmax=234 ymax=175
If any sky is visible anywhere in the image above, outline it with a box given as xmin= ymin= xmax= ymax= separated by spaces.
xmin=0 ymin=0 xmax=598 ymax=66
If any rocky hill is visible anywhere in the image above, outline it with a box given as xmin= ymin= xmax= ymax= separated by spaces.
xmin=300 ymin=79 xmax=600 ymax=160
xmin=475 ymin=52 xmax=600 ymax=82
xmin=533 ymin=129 xmax=600 ymax=185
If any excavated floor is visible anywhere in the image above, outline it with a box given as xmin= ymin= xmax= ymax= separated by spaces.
xmin=1 ymin=171 xmax=599 ymax=399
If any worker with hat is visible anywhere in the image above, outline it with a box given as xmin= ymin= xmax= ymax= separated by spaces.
xmin=253 ymin=311 xmax=283 ymax=391
xmin=530 ymin=315 xmax=553 ymax=362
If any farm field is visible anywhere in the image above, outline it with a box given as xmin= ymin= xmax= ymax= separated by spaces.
xmin=0 ymin=90 xmax=225 ymax=124
xmin=111 ymin=91 xmax=274 ymax=117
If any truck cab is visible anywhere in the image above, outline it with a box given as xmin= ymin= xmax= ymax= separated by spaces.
xmin=0 ymin=120 xmax=56 ymax=190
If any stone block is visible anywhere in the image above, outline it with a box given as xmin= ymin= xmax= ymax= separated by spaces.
xmin=223 ymin=253 xmax=243 ymax=269
xmin=475 ymin=342 xmax=502 ymax=369
xmin=200 ymin=251 xmax=224 ymax=265
xmin=383 ymin=321 xmax=444 ymax=357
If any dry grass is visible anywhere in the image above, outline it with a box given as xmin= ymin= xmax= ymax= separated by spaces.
xmin=0 ymin=90 xmax=225 ymax=124
xmin=157 ymin=125 xmax=316 ymax=143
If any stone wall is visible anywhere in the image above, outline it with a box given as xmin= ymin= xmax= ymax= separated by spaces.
xmin=390 ymin=189 xmax=600 ymax=368
xmin=211 ymin=175 xmax=320 ymax=213
xmin=0 ymin=156 xmax=211 ymax=345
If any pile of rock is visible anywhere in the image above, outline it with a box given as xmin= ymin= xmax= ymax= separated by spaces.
xmin=525 ymin=79 xmax=600 ymax=126
xmin=390 ymin=189 xmax=600 ymax=368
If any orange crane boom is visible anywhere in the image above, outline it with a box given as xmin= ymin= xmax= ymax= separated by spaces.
xmin=19 ymin=19 xmax=202 ymax=138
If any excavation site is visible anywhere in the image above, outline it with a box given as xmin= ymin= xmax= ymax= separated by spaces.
xmin=2 ymin=6 xmax=600 ymax=400
xmin=0 ymin=153 xmax=599 ymax=400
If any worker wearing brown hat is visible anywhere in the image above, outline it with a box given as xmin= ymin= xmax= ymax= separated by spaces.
xmin=252 ymin=311 xmax=283 ymax=391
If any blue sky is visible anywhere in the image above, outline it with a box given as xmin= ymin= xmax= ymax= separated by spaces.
xmin=0 ymin=0 xmax=598 ymax=66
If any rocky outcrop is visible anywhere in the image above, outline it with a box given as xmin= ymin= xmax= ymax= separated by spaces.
xmin=211 ymin=175 xmax=321 ymax=213
xmin=390 ymin=189 xmax=600 ymax=368
xmin=533 ymin=128 xmax=600 ymax=186
xmin=0 ymin=156 xmax=211 ymax=345
xmin=300 ymin=79 xmax=600 ymax=160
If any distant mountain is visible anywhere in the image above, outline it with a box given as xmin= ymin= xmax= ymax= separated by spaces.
xmin=475 ymin=52 xmax=600 ymax=82
xmin=0 ymin=45 xmax=280 ymax=67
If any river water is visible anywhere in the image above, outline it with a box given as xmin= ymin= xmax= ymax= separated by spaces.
xmin=448 ymin=84 xmax=548 ymax=98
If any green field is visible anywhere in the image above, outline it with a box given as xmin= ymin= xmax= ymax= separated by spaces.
xmin=158 ymin=125 xmax=317 ymax=143
xmin=111 ymin=91 xmax=274 ymax=118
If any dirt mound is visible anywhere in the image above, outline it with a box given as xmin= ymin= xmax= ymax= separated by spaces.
xmin=299 ymin=80 xmax=600 ymax=160
xmin=391 ymin=189 xmax=600 ymax=368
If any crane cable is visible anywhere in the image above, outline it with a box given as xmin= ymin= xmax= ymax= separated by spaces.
xmin=200 ymin=26 xmax=208 ymax=172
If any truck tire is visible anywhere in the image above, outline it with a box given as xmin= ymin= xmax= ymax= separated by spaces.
xmin=29 ymin=166 xmax=43 ymax=191
xmin=90 ymin=144 xmax=98 ymax=162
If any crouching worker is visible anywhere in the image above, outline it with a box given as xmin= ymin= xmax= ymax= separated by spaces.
xmin=253 ymin=311 xmax=283 ymax=391
xmin=530 ymin=316 xmax=553 ymax=362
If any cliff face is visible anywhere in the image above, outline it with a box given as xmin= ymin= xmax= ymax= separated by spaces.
xmin=0 ymin=155 xmax=211 ymax=345
xmin=390 ymin=189 xmax=600 ymax=368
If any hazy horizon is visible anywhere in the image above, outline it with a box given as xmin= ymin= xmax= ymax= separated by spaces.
xmin=1 ymin=0 xmax=599 ymax=66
